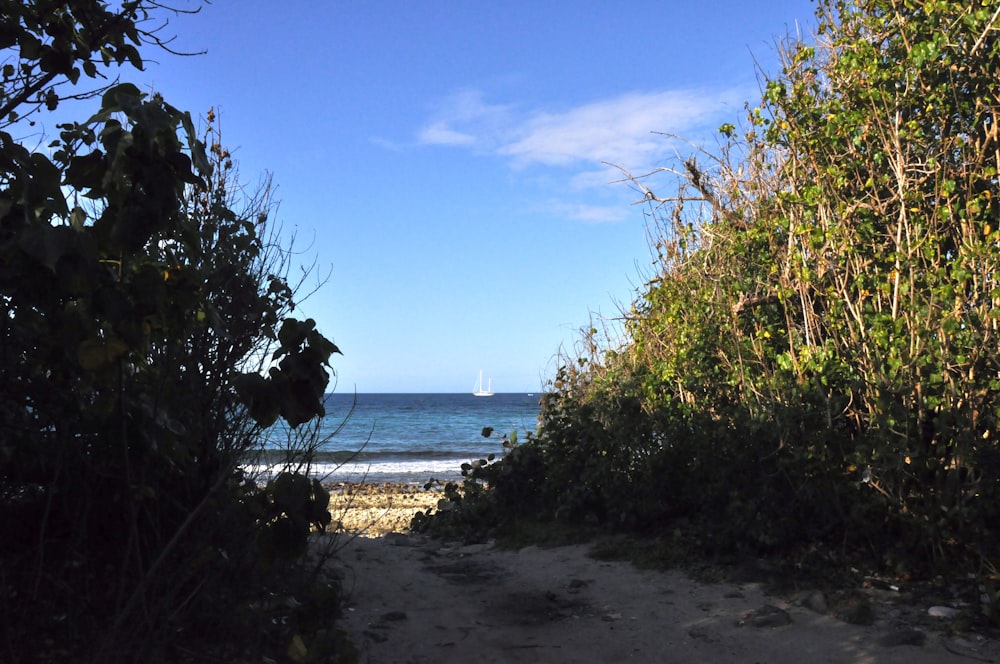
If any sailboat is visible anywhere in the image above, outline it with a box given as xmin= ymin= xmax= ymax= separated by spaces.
xmin=473 ymin=370 xmax=494 ymax=397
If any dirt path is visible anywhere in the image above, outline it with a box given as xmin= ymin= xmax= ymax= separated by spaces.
xmin=328 ymin=532 xmax=999 ymax=663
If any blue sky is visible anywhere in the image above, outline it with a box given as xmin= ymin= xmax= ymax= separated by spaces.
xmin=110 ymin=1 xmax=816 ymax=393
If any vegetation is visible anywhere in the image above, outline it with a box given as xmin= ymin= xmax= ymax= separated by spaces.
xmin=0 ymin=2 xmax=347 ymax=661
xmin=416 ymin=0 xmax=1000 ymax=619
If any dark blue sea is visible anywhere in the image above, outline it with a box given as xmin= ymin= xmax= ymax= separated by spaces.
xmin=253 ymin=393 xmax=542 ymax=485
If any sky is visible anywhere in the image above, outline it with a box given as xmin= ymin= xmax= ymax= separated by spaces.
xmin=78 ymin=0 xmax=817 ymax=393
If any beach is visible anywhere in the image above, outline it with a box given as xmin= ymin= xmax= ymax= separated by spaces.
xmin=326 ymin=482 xmax=441 ymax=536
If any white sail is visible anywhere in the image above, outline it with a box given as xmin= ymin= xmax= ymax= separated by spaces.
xmin=473 ymin=370 xmax=494 ymax=397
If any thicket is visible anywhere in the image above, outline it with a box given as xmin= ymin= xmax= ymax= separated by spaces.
xmin=0 ymin=2 xmax=347 ymax=661
xmin=419 ymin=0 xmax=1000 ymax=605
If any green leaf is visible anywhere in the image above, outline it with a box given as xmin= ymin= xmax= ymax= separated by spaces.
xmin=121 ymin=44 xmax=143 ymax=70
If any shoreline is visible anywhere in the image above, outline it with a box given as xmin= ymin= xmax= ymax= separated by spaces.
xmin=248 ymin=460 xmax=476 ymax=487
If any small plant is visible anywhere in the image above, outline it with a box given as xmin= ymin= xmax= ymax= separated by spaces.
xmin=412 ymin=427 xmax=549 ymax=541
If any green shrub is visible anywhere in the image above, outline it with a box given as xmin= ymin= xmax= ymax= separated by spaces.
xmin=418 ymin=0 xmax=1000 ymax=592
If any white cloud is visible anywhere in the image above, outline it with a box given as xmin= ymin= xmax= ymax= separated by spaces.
xmin=419 ymin=87 xmax=746 ymax=168
xmin=417 ymin=122 xmax=477 ymax=146
xmin=416 ymin=89 xmax=513 ymax=151
xmin=502 ymin=92 xmax=672 ymax=167
xmin=414 ymin=86 xmax=749 ymax=222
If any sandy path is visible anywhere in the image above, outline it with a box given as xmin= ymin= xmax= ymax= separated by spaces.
xmin=328 ymin=532 xmax=1000 ymax=664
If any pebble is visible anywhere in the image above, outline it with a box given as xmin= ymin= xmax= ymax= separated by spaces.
xmin=927 ymin=605 xmax=960 ymax=619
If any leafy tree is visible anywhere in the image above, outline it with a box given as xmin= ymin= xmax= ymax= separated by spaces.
xmin=0 ymin=2 xmax=344 ymax=660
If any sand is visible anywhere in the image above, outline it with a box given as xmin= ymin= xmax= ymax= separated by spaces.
xmin=323 ymin=484 xmax=1000 ymax=663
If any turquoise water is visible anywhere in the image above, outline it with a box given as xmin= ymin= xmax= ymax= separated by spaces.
xmin=256 ymin=393 xmax=542 ymax=485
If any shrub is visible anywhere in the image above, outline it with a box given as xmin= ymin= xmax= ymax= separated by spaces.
xmin=423 ymin=1 xmax=1000 ymax=595
xmin=0 ymin=4 xmax=345 ymax=660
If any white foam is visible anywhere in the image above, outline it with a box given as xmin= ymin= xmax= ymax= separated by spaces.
xmin=243 ymin=458 xmax=472 ymax=484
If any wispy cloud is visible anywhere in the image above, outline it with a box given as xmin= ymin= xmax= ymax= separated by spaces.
xmin=416 ymin=89 xmax=514 ymax=152
xmin=416 ymin=122 xmax=477 ymax=146
xmin=418 ymin=87 xmax=746 ymax=169
xmin=415 ymin=86 xmax=749 ymax=222
xmin=501 ymin=90 xmax=739 ymax=168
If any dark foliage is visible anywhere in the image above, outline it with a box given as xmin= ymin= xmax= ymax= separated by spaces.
xmin=0 ymin=3 xmax=347 ymax=661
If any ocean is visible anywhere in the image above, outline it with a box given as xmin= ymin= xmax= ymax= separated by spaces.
xmin=253 ymin=392 xmax=542 ymax=486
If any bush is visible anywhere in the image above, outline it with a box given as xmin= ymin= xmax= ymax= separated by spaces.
xmin=412 ymin=428 xmax=552 ymax=541
xmin=0 ymin=4 xmax=346 ymax=661
xmin=419 ymin=2 xmax=1000 ymax=603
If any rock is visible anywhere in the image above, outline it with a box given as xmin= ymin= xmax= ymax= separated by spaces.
xmin=745 ymin=605 xmax=792 ymax=628
xmin=928 ymin=605 xmax=960 ymax=619
xmin=801 ymin=591 xmax=828 ymax=614
xmin=879 ymin=628 xmax=925 ymax=647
